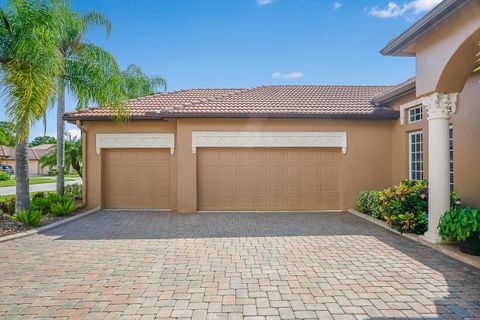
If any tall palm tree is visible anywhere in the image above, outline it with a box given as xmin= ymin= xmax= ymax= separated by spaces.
xmin=121 ymin=64 xmax=167 ymax=99
xmin=0 ymin=0 xmax=63 ymax=211
xmin=53 ymin=0 xmax=127 ymax=196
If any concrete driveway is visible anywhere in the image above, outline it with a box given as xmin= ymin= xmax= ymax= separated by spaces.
xmin=0 ymin=210 xmax=479 ymax=319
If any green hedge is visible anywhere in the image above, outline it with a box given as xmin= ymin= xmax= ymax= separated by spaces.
xmin=357 ymin=191 xmax=382 ymax=219
xmin=357 ymin=179 xmax=428 ymax=234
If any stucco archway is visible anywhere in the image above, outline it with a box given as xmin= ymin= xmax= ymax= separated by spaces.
xmin=436 ymin=27 xmax=480 ymax=94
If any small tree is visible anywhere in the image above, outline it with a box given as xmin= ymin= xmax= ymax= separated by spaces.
xmin=40 ymin=133 xmax=82 ymax=178
xmin=30 ymin=135 xmax=56 ymax=146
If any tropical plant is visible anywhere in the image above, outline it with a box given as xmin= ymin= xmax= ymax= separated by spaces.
xmin=0 ymin=0 xmax=64 ymax=212
xmin=50 ymin=198 xmax=78 ymax=216
xmin=357 ymin=191 xmax=382 ymax=219
xmin=0 ymin=195 xmax=15 ymax=214
xmin=50 ymin=0 xmax=128 ymax=197
xmin=0 ymin=121 xmax=15 ymax=146
xmin=40 ymin=133 xmax=82 ymax=177
xmin=12 ymin=209 xmax=42 ymax=226
xmin=65 ymin=183 xmax=82 ymax=201
xmin=378 ymin=179 xmax=428 ymax=234
xmin=0 ymin=170 xmax=11 ymax=181
xmin=439 ymin=207 xmax=480 ymax=241
xmin=121 ymin=64 xmax=167 ymax=99
xmin=30 ymin=135 xmax=56 ymax=146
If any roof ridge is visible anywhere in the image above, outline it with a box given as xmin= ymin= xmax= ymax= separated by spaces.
xmin=156 ymin=88 xmax=254 ymax=114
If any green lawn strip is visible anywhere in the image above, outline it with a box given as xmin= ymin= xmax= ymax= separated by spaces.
xmin=0 ymin=191 xmax=56 ymax=202
xmin=0 ymin=177 xmax=75 ymax=188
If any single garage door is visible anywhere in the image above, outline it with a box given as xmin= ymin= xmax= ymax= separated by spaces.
xmin=198 ymin=148 xmax=340 ymax=211
xmin=102 ymin=149 xmax=172 ymax=209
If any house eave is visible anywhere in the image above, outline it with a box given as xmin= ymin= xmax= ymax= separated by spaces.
xmin=380 ymin=0 xmax=471 ymax=57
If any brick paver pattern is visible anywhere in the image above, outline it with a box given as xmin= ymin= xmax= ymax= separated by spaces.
xmin=0 ymin=211 xmax=479 ymax=320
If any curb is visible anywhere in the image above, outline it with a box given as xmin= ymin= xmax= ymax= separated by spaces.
xmin=348 ymin=209 xmax=480 ymax=270
xmin=0 ymin=208 xmax=101 ymax=243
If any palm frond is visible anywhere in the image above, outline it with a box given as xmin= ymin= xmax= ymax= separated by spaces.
xmin=121 ymin=64 xmax=167 ymax=99
xmin=83 ymin=10 xmax=111 ymax=36
xmin=65 ymin=43 xmax=129 ymax=121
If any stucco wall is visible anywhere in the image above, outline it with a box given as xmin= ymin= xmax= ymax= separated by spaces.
xmin=390 ymin=74 xmax=480 ymax=208
xmin=83 ymin=118 xmax=394 ymax=211
xmin=415 ymin=1 xmax=480 ymax=95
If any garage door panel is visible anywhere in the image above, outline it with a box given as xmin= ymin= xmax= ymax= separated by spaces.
xmin=102 ymin=149 xmax=171 ymax=209
xmin=198 ymin=148 xmax=340 ymax=210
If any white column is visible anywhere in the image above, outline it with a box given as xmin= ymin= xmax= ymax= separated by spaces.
xmin=421 ymin=92 xmax=457 ymax=243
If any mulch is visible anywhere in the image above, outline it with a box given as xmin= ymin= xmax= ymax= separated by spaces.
xmin=0 ymin=208 xmax=88 ymax=238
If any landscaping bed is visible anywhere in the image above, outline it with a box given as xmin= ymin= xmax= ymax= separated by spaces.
xmin=0 ymin=184 xmax=84 ymax=237
xmin=0 ymin=208 xmax=88 ymax=237
xmin=357 ymin=179 xmax=480 ymax=256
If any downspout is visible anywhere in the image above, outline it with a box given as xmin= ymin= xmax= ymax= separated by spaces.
xmin=75 ymin=120 xmax=87 ymax=208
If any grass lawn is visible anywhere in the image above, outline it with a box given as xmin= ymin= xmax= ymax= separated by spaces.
xmin=0 ymin=191 xmax=55 ymax=201
xmin=0 ymin=177 xmax=74 ymax=188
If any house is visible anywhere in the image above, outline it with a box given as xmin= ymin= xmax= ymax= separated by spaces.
xmin=0 ymin=144 xmax=54 ymax=176
xmin=64 ymin=0 xmax=480 ymax=243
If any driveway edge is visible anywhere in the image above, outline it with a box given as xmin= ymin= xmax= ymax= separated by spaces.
xmin=0 ymin=208 xmax=101 ymax=243
xmin=348 ymin=209 xmax=480 ymax=269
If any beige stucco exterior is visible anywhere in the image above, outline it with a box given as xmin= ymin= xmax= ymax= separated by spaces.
xmin=388 ymin=74 xmax=480 ymax=208
xmin=83 ymin=119 xmax=394 ymax=211
xmin=77 ymin=3 xmax=479 ymax=213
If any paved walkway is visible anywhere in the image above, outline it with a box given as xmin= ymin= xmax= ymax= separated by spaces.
xmin=0 ymin=178 xmax=82 ymax=196
xmin=0 ymin=210 xmax=479 ymax=319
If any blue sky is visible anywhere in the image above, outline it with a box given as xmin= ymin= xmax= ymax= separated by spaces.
xmin=1 ymin=0 xmax=442 ymax=139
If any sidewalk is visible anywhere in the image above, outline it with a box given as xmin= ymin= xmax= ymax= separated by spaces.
xmin=0 ymin=178 xmax=82 ymax=196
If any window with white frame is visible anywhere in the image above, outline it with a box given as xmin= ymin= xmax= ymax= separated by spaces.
xmin=409 ymin=131 xmax=423 ymax=181
xmin=449 ymin=126 xmax=454 ymax=192
xmin=408 ymin=105 xmax=423 ymax=123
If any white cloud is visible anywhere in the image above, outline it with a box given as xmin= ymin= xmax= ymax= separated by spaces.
xmin=257 ymin=0 xmax=273 ymax=6
xmin=368 ymin=0 xmax=442 ymax=18
xmin=272 ymin=71 xmax=304 ymax=79
xmin=333 ymin=1 xmax=343 ymax=11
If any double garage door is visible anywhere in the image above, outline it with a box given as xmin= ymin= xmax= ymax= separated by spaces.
xmin=102 ymin=147 xmax=340 ymax=210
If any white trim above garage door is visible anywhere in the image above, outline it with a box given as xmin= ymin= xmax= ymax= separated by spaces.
xmin=192 ymin=131 xmax=347 ymax=154
xmin=96 ymin=133 xmax=175 ymax=155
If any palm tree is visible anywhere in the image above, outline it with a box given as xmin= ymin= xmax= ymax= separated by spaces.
xmin=0 ymin=0 xmax=63 ymax=212
xmin=40 ymin=133 xmax=82 ymax=177
xmin=52 ymin=1 xmax=127 ymax=196
xmin=121 ymin=64 xmax=167 ymax=99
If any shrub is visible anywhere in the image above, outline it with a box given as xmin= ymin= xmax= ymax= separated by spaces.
xmin=357 ymin=191 xmax=382 ymax=219
xmin=32 ymin=192 xmax=47 ymax=201
xmin=65 ymin=184 xmax=82 ymax=201
xmin=439 ymin=207 xmax=480 ymax=241
xmin=50 ymin=199 xmax=78 ymax=216
xmin=0 ymin=196 xmax=16 ymax=215
xmin=12 ymin=209 xmax=42 ymax=227
xmin=31 ymin=197 xmax=52 ymax=215
xmin=0 ymin=171 xmax=11 ymax=181
xmin=379 ymin=179 xmax=428 ymax=234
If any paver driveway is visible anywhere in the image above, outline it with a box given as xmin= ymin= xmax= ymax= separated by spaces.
xmin=0 ymin=210 xmax=479 ymax=320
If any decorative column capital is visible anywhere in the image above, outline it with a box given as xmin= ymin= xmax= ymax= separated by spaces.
xmin=421 ymin=92 xmax=458 ymax=120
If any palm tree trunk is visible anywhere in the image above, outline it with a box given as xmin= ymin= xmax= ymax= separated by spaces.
xmin=15 ymin=135 xmax=30 ymax=212
xmin=56 ymin=85 xmax=65 ymax=196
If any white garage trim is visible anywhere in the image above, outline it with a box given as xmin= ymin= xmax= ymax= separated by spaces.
xmin=96 ymin=133 xmax=175 ymax=155
xmin=192 ymin=131 xmax=347 ymax=154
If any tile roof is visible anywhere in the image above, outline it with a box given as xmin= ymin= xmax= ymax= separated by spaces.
xmin=371 ymin=78 xmax=416 ymax=105
xmin=0 ymin=144 xmax=54 ymax=161
xmin=64 ymin=85 xmax=401 ymax=121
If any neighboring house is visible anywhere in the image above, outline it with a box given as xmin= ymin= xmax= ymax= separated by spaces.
xmin=0 ymin=144 xmax=54 ymax=176
xmin=64 ymin=0 xmax=479 ymax=243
